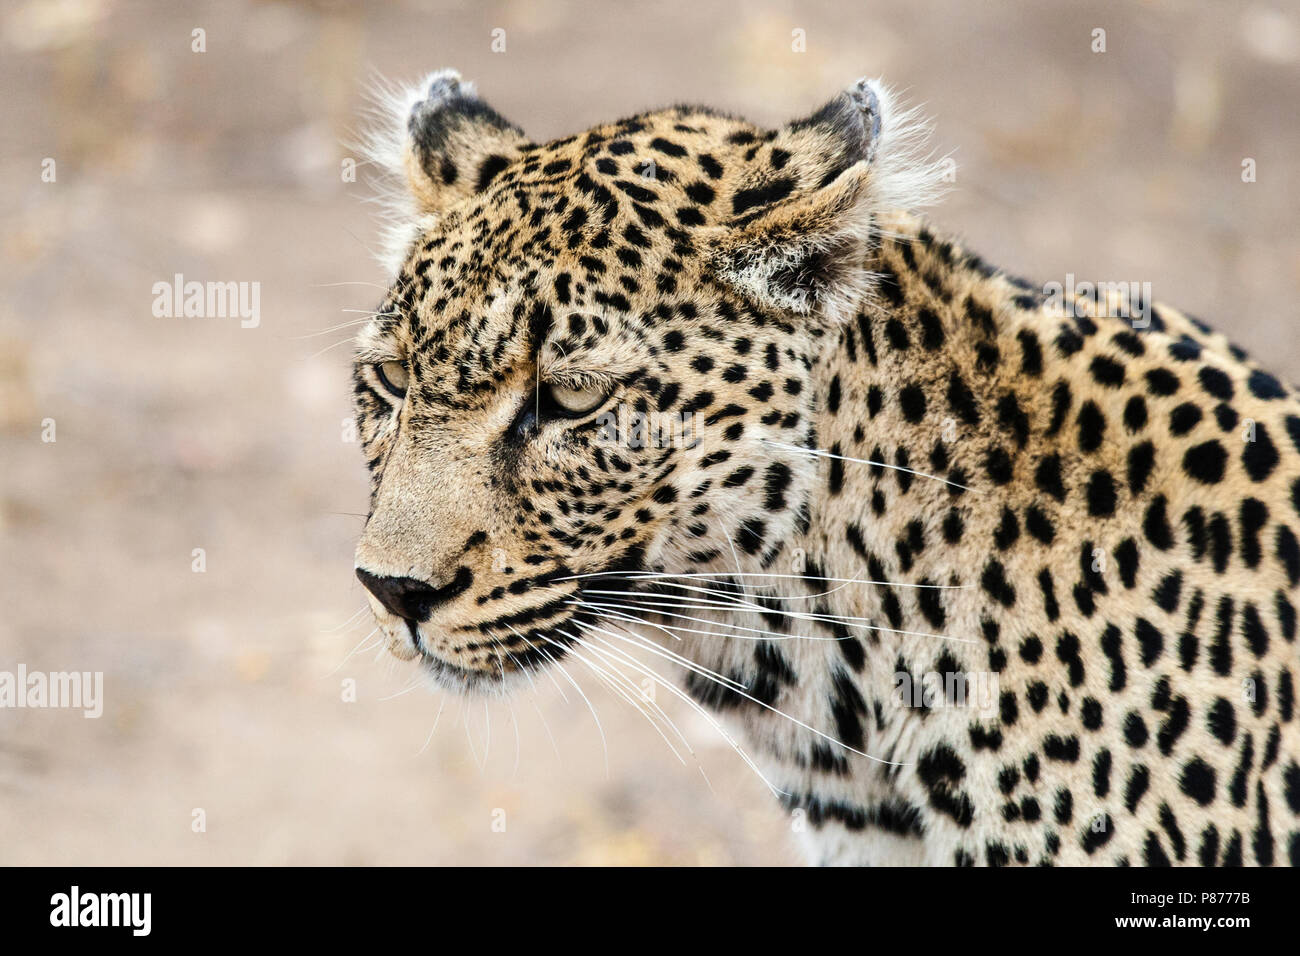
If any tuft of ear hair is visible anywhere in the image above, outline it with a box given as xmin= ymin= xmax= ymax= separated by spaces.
xmin=358 ymin=69 xmax=530 ymax=273
xmin=710 ymin=77 xmax=947 ymax=324
xmin=709 ymin=165 xmax=875 ymax=325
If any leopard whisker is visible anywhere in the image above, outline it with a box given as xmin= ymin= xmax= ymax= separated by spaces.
xmin=576 ymin=620 xmax=911 ymax=769
xmin=607 ymin=575 xmax=915 ymax=608
xmin=554 ymin=569 xmax=968 ymax=590
xmin=524 ymin=629 xmax=610 ymax=776
xmin=504 ymin=625 xmax=571 ymax=705
xmin=578 ymin=599 xmax=837 ymax=643
xmin=290 ymin=315 xmax=392 ymax=340
xmin=326 ymin=625 xmax=383 ymax=677
xmin=569 ymin=623 xmax=791 ymax=795
xmin=378 ymin=669 xmax=431 ymax=701
xmin=556 ymin=629 xmax=690 ymax=765
xmin=577 ymin=594 xmax=979 ymax=644
xmin=761 ymin=438 xmax=979 ymax=493
xmin=463 ymin=698 xmax=483 ymax=770
xmin=571 ymin=612 xmax=747 ymax=690
xmin=310 ymin=280 xmax=391 ymax=291
xmin=323 ymin=604 xmax=372 ymax=633
xmin=416 ymin=693 xmax=448 ymax=756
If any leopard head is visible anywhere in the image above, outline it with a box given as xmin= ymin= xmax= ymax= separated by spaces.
xmin=351 ymin=69 xmax=941 ymax=690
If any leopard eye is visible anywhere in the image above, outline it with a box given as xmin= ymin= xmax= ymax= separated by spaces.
xmin=375 ymin=360 xmax=409 ymax=399
xmin=546 ymin=382 xmax=606 ymax=417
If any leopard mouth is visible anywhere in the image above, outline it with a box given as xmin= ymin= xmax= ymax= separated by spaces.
xmin=410 ymin=618 xmax=580 ymax=695
xmin=402 ymin=546 xmax=653 ymax=694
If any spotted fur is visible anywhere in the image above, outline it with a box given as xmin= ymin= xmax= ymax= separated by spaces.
xmin=351 ymin=70 xmax=1300 ymax=866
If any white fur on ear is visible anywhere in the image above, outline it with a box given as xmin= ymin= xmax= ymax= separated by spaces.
xmin=352 ymin=69 xmax=471 ymax=275
xmin=354 ymin=69 xmax=529 ymax=275
xmin=858 ymin=78 xmax=951 ymax=217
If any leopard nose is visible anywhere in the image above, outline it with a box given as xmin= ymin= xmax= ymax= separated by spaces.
xmin=356 ymin=567 xmax=473 ymax=622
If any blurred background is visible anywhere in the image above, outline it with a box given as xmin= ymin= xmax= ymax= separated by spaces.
xmin=1 ymin=0 xmax=1297 ymax=865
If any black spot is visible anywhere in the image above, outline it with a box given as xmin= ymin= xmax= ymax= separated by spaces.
xmin=1208 ymin=697 xmax=1237 ymax=745
xmin=899 ymin=385 xmax=926 ymax=423
xmin=1081 ymin=698 xmax=1103 ymax=730
xmin=1124 ymin=712 xmax=1148 ymax=749
xmin=697 ymin=153 xmax=723 ymax=179
xmin=1198 ymin=366 xmax=1234 ymax=400
xmin=919 ymin=308 xmax=946 ymax=350
xmin=1152 ymin=571 xmax=1182 ymax=612
xmin=1045 ymin=734 xmax=1080 ymax=762
xmin=1179 ymin=758 xmax=1217 ymax=806
xmin=1145 ymin=368 xmax=1180 ymax=396
xmin=762 ymin=462 xmax=792 ymax=511
xmin=1046 ymin=381 xmax=1072 ymax=435
xmin=1027 ymin=681 xmax=1049 ymax=712
xmin=1239 ymin=602 xmax=1268 ymax=658
xmin=1169 ymin=336 xmax=1203 ymax=362
xmin=1100 ymin=624 xmax=1127 ymax=691
xmin=1092 ymin=748 xmax=1112 ymax=795
xmin=1242 ymin=422 xmax=1279 ymax=481
xmin=1209 ymin=512 xmax=1233 ymax=573
xmin=475 ymin=153 xmax=512 ymax=192
xmin=1054 ymin=788 xmax=1073 ymax=824
xmin=1035 ymin=454 xmax=1066 ymax=501
xmin=1247 ymin=369 xmax=1286 ymax=400
xmin=993 ymin=507 xmax=1020 ymax=549
xmin=884 ymin=318 xmax=910 ymax=351
xmin=1198 ymin=826 xmax=1221 ymax=866
xmin=947 ymin=371 xmax=981 ymax=425
xmin=1025 ymin=506 xmax=1055 ymax=544
xmin=1038 ymin=569 xmax=1060 ymax=622
xmin=981 ymin=560 xmax=1016 ymax=607
xmin=1283 ymin=761 xmax=1300 ymax=814
xmin=828 ymin=667 xmax=867 ymax=750
xmin=997 ymin=394 xmax=1030 ymax=447
xmin=1168 ymin=402 xmax=1202 ymax=435
xmin=731 ymin=176 xmax=795 ymax=215
xmin=1144 ymin=496 xmax=1174 ymax=550
xmin=917 ymin=744 xmax=974 ymax=827
xmin=1086 ymin=470 xmax=1117 ymax=517
xmin=1124 ymin=765 xmax=1150 ymax=812
xmin=984 ymin=447 xmax=1013 ymax=485
xmin=1127 ymin=441 xmax=1155 ymax=494
xmin=1144 ymin=833 xmax=1172 ymax=867
xmin=1089 ymin=355 xmax=1126 ymax=387
xmin=1124 ymin=396 xmax=1148 ymax=432
xmin=736 ymin=517 xmax=766 ymax=554
xmin=942 ymin=509 xmax=965 ymax=543
xmin=1076 ymin=401 xmax=1106 ymax=453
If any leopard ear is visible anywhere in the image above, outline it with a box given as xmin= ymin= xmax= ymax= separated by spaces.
xmin=710 ymin=77 xmax=945 ymax=323
xmin=709 ymin=162 xmax=875 ymax=325
xmin=775 ymin=76 xmax=885 ymax=189
xmin=364 ymin=70 xmax=531 ymax=268
xmin=399 ymin=70 xmax=530 ymax=214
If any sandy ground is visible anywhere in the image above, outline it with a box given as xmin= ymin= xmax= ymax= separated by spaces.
xmin=1 ymin=0 xmax=1298 ymax=865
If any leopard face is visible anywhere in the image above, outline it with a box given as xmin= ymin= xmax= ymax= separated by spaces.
xmin=351 ymin=71 xmax=930 ymax=690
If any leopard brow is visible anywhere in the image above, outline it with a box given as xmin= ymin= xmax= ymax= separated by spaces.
xmin=354 ymin=343 xmax=403 ymax=364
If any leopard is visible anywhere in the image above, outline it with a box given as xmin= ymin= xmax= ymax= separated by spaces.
xmin=350 ymin=68 xmax=1300 ymax=866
